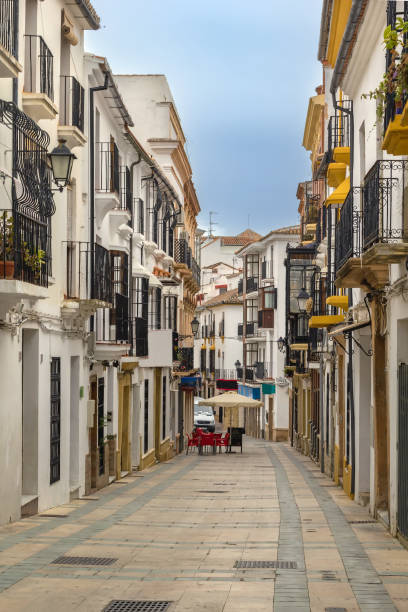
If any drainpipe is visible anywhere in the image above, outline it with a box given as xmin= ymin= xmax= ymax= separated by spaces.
xmin=89 ymin=73 xmax=109 ymax=331
xmin=129 ymin=153 xmax=142 ymax=356
xmin=329 ymin=0 xmax=366 ymax=497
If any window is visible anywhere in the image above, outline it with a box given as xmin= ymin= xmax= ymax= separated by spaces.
xmin=149 ymin=287 xmax=162 ymax=329
xmin=245 ymin=343 xmax=258 ymax=367
xmin=200 ymin=348 xmax=206 ymax=371
xmin=261 ymin=287 xmax=277 ymax=309
xmin=50 ymin=357 xmax=61 ymax=484
xmin=162 ymin=376 xmax=167 ymax=440
xmin=246 ymin=254 xmax=259 ymax=278
xmin=246 ymin=299 xmax=258 ymax=323
xmin=209 ymin=348 xmax=215 ymax=373
xmin=144 ymin=379 xmax=149 ymax=454
xmin=164 ymin=296 xmax=177 ymax=330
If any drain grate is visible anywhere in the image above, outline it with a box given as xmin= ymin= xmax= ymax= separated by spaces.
xmin=348 ymin=519 xmax=377 ymax=524
xmin=195 ymin=490 xmax=229 ymax=494
xmin=234 ymin=560 xmax=297 ymax=569
xmin=52 ymin=556 xmax=117 ymax=566
xmin=321 ymin=571 xmax=339 ymax=581
xmin=102 ymin=602 xmax=172 ymax=612
xmin=325 ymin=609 xmax=347 ymax=612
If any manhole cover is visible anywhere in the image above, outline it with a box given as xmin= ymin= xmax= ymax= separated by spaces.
xmin=52 ymin=556 xmax=117 ymax=566
xmin=102 ymin=602 xmax=172 ymax=611
xmin=348 ymin=520 xmax=377 ymax=524
xmin=234 ymin=560 xmax=297 ymax=569
xmin=195 ymin=490 xmax=229 ymax=494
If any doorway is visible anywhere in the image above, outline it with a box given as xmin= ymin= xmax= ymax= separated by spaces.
xmin=22 ymin=329 xmax=39 ymax=500
xmin=70 ymin=356 xmax=80 ymax=491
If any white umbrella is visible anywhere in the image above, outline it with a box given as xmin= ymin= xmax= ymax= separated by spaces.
xmin=198 ymin=391 xmax=262 ymax=409
xmin=198 ymin=391 xmax=262 ymax=431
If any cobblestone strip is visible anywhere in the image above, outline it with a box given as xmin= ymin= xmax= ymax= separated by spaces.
xmin=0 ymin=457 xmax=198 ymax=593
xmin=265 ymin=446 xmax=310 ymax=611
xmin=0 ymin=459 xmax=188 ymax=553
xmin=281 ymin=445 xmax=396 ymax=612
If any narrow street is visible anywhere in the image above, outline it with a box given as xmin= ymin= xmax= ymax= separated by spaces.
xmin=0 ymin=439 xmax=407 ymax=611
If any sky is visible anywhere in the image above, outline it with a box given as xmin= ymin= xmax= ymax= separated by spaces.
xmin=85 ymin=1 xmax=323 ymax=237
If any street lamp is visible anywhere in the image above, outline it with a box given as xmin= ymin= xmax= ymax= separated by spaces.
xmin=277 ymin=337 xmax=287 ymax=352
xmin=191 ymin=316 xmax=199 ymax=337
xmin=48 ymin=139 xmax=76 ymax=191
xmin=297 ymin=287 xmax=310 ymax=313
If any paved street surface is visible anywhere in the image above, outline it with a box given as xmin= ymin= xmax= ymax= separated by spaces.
xmin=0 ymin=438 xmax=408 ymax=611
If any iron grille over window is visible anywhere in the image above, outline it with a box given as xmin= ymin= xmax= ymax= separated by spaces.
xmin=335 ymin=189 xmax=362 ymax=275
xmin=50 ymin=358 xmax=61 ymax=484
xmin=0 ymin=0 xmax=18 ymax=58
xmin=93 ymin=244 xmax=112 ymax=303
xmin=60 ymin=76 xmax=85 ymax=132
xmin=98 ymin=378 xmax=105 ymax=475
xmin=115 ymin=293 xmax=129 ymax=342
xmin=24 ymin=35 xmax=54 ymax=100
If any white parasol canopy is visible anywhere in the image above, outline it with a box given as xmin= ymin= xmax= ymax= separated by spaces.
xmin=198 ymin=390 xmax=262 ymax=409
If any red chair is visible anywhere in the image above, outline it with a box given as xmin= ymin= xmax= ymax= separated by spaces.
xmin=186 ymin=433 xmax=199 ymax=455
xmin=198 ymin=432 xmax=216 ymax=454
xmin=216 ymin=432 xmax=230 ymax=453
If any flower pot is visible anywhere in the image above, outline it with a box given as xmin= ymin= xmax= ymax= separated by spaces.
xmin=0 ymin=260 xmax=14 ymax=279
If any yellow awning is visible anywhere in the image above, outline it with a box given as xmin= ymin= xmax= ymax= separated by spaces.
xmin=326 ymin=295 xmax=349 ymax=311
xmin=325 ymin=176 xmax=350 ymax=206
xmin=309 ymin=315 xmax=345 ymax=328
xmin=290 ymin=343 xmax=308 ymax=351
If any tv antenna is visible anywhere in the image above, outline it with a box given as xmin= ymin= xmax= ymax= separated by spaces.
xmin=209 ymin=211 xmax=218 ymax=238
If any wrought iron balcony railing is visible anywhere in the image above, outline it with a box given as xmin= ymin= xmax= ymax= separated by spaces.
xmin=0 ymin=0 xmax=18 ymax=58
xmin=180 ymin=347 xmax=194 ymax=371
xmin=327 ymin=100 xmax=352 ymax=161
xmin=310 ymin=270 xmax=327 ymax=317
xmin=236 ymin=367 xmax=254 ymax=381
xmin=24 ymin=35 xmax=54 ymax=101
xmin=174 ymin=238 xmax=192 ymax=267
xmin=65 ymin=241 xmax=112 ymax=303
xmin=60 ymin=76 xmax=84 ymax=131
xmin=335 ymin=189 xmax=362 ymax=274
xmin=96 ymin=141 xmax=120 ymax=193
xmin=246 ymin=321 xmax=258 ymax=337
xmin=247 ymin=362 xmax=273 ymax=379
xmin=362 ymin=159 xmax=408 ymax=251
xmin=215 ymin=369 xmax=238 ymax=380
xmin=191 ymin=256 xmax=200 ymax=287
xmin=95 ymin=306 xmax=130 ymax=344
xmin=0 ymin=209 xmax=50 ymax=287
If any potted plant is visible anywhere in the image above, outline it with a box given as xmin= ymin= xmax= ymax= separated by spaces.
xmin=362 ymin=18 xmax=408 ymax=123
xmin=0 ymin=212 xmax=15 ymax=279
xmin=284 ymin=366 xmax=295 ymax=378
xmin=23 ymin=244 xmax=46 ymax=280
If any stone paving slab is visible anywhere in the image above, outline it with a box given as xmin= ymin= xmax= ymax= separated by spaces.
xmin=0 ymin=439 xmax=407 ymax=610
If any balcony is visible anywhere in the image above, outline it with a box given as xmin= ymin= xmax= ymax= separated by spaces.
xmin=95 ymin=141 xmax=120 ymax=224
xmin=246 ymin=276 xmax=258 ymax=294
xmin=0 ymin=209 xmax=49 ymax=302
xmin=174 ymin=238 xmax=200 ymax=289
xmin=246 ymin=321 xmax=258 ymax=337
xmin=0 ymin=0 xmax=22 ymax=78
xmin=362 ymin=159 xmax=408 ymax=264
xmin=23 ymin=35 xmax=57 ymax=121
xmin=261 ymin=260 xmax=274 ymax=282
xmin=58 ymin=76 xmax=86 ymax=148
xmin=335 ymin=187 xmax=388 ymax=290
xmin=327 ymin=102 xmax=351 ymax=189
xmin=236 ymin=367 xmax=254 ymax=381
xmin=93 ymin=307 xmax=130 ymax=361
